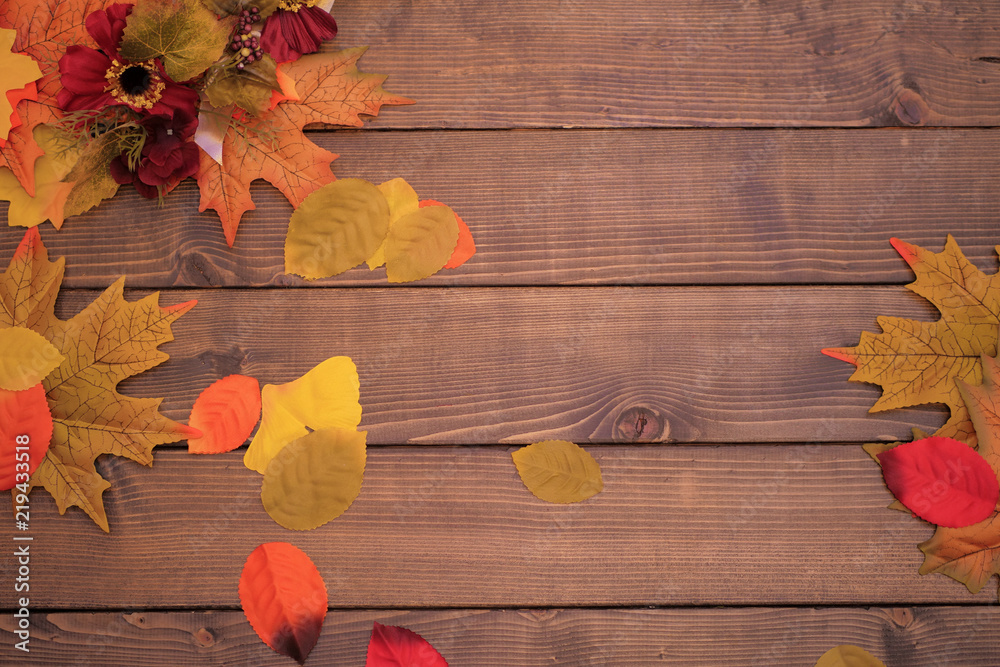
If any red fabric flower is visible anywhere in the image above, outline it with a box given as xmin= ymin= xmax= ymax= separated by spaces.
xmin=110 ymin=110 xmax=199 ymax=198
xmin=260 ymin=2 xmax=337 ymax=63
xmin=57 ymin=3 xmax=198 ymax=118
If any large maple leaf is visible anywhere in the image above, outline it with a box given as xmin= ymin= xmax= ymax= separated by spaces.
xmin=917 ymin=354 xmax=1000 ymax=598
xmin=196 ymin=46 xmax=412 ymax=246
xmin=1 ymin=229 xmax=196 ymax=531
xmin=0 ymin=0 xmax=110 ymax=195
xmin=823 ymin=236 xmax=1000 ymax=446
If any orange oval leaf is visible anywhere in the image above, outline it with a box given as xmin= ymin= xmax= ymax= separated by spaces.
xmin=188 ymin=375 xmax=261 ymax=454
xmin=239 ymin=542 xmax=328 ymax=665
xmin=0 ymin=383 xmax=52 ymax=490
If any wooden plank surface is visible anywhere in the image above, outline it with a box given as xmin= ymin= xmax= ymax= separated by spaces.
xmin=48 ymin=285 xmax=949 ymax=445
xmin=0 ymin=446 xmax=986 ymax=609
xmin=2 ymin=607 xmax=999 ymax=666
xmin=330 ymin=0 xmax=1000 ymax=128
xmin=3 ymin=129 xmax=997 ymax=288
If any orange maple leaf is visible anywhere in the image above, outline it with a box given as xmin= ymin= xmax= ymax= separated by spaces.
xmin=1 ymin=228 xmax=197 ymax=531
xmin=0 ymin=0 xmax=111 ymax=194
xmin=197 ymin=46 xmax=412 ymax=246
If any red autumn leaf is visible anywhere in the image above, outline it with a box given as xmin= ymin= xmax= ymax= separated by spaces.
xmin=419 ymin=200 xmax=475 ymax=270
xmin=187 ymin=374 xmax=261 ymax=454
xmin=239 ymin=542 xmax=327 ymax=665
xmin=0 ymin=383 xmax=52 ymax=490
xmin=365 ymin=621 xmax=448 ymax=667
xmin=878 ymin=436 xmax=1000 ymax=528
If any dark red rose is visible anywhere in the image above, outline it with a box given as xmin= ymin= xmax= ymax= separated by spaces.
xmin=110 ymin=110 xmax=200 ymax=199
xmin=57 ymin=4 xmax=198 ymax=118
xmin=260 ymin=2 xmax=337 ymax=63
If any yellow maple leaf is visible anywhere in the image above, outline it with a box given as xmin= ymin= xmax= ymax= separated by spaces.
xmin=1 ymin=228 xmax=197 ymax=531
xmin=0 ymin=27 xmax=42 ymax=141
xmin=823 ymin=237 xmax=1000 ymax=446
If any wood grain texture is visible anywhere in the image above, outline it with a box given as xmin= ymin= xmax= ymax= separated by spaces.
xmin=3 ymin=129 xmax=997 ymax=288
xmin=2 ymin=607 xmax=998 ymax=666
xmin=0 ymin=446 xmax=989 ymax=609
xmin=44 ymin=285 xmax=952 ymax=445
xmin=329 ymin=0 xmax=1000 ymax=128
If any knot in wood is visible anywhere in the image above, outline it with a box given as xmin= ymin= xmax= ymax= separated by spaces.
xmin=614 ymin=406 xmax=667 ymax=443
xmin=893 ymin=89 xmax=929 ymax=126
xmin=888 ymin=607 xmax=914 ymax=628
xmin=194 ymin=627 xmax=216 ymax=647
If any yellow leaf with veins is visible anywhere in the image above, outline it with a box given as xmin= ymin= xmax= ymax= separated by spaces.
xmin=1 ymin=229 xmax=197 ymax=531
xmin=824 ymin=237 xmax=1000 ymax=447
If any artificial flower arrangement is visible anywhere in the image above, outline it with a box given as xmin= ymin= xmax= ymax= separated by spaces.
xmin=1 ymin=0 xmax=475 ymax=279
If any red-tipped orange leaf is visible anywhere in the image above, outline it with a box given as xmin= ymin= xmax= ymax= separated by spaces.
xmin=239 ymin=542 xmax=327 ymax=665
xmin=188 ymin=375 xmax=261 ymax=454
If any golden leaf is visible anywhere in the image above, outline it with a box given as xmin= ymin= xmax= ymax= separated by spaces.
xmin=119 ymin=0 xmax=232 ymax=82
xmin=261 ymin=427 xmax=366 ymax=531
xmin=204 ymin=55 xmax=280 ymax=116
xmin=366 ymin=177 xmax=419 ymax=270
xmin=814 ymin=645 xmax=887 ymax=667
xmin=284 ymin=178 xmax=390 ymax=280
xmin=512 ymin=440 xmax=603 ymax=504
xmin=1 ymin=229 xmax=197 ymax=531
xmin=244 ymin=356 xmax=362 ymax=473
xmin=384 ymin=205 xmax=459 ymax=284
xmin=0 ymin=326 xmax=63 ymax=390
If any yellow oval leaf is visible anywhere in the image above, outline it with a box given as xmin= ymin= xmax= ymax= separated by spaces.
xmin=285 ymin=179 xmax=390 ymax=280
xmin=512 ymin=440 xmax=603 ymax=504
xmin=261 ymin=427 xmax=367 ymax=530
xmin=814 ymin=645 xmax=887 ymax=667
xmin=0 ymin=326 xmax=64 ymax=390
xmin=244 ymin=356 xmax=362 ymax=473
xmin=384 ymin=205 xmax=459 ymax=283
xmin=366 ymin=177 xmax=420 ymax=270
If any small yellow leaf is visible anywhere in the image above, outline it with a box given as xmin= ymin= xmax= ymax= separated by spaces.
xmin=0 ymin=28 xmax=42 ymax=140
xmin=261 ymin=427 xmax=366 ymax=531
xmin=814 ymin=645 xmax=887 ymax=667
xmin=285 ymin=179 xmax=390 ymax=280
xmin=366 ymin=177 xmax=420 ymax=270
xmin=384 ymin=205 xmax=460 ymax=283
xmin=512 ymin=440 xmax=603 ymax=504
xmin=244 ymin=356 xmax=362 ymax=473
xmin=0 ymin=326 xmax=63 ymax=390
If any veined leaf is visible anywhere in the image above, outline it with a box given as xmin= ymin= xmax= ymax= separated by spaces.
xmin=239 ymin=542 xmax=327 ymax=665
xmin=366 ymin=621 xmax=448 ymax=667
xmin=0 ymin=325 xmax=63 ymax=390
xmin=512 ymin=440 xmax=603 ymax=504
xmin=814 ymin=645 xmax=887 ymax=667
xmin=120 ymin=0 xmax=232 ymax=82
xmin=187 ymin=374 xmax=261 ymax=454
xmin=261 ymin=427 xmax=367 ymax=531
xmin=0 ymin=383 xmax=52 ymax=490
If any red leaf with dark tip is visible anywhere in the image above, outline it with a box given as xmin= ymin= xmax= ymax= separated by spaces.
xmin=0 ymin=383 xmax=52 ymax=490
xmin=365 ymin=621 xmax=448 ymax=666
xmin=878 ymin=436 xmax=1000 ymax=528
xmin=188 ymin=374 xmax=261 ymax=454
xmin=239 ymin=542 xmax=327 ymax=665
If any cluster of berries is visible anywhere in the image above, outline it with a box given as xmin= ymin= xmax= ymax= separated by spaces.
xmin=231 ymin=7 xmax=263 ymax=70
